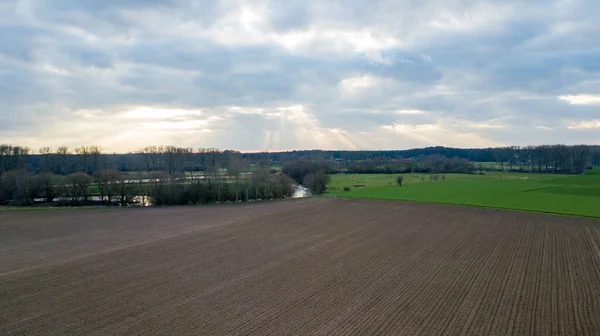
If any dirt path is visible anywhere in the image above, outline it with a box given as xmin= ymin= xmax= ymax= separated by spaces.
xmin=1 ymin=198 xmax=600 ymax=335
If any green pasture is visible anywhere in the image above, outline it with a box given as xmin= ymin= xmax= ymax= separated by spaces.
xmin=327 ymin=169 xmax=600 ymax=218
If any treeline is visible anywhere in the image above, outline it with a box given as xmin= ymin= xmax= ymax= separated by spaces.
xmin=243 ymin=145 xmax=600 ymax=165
xmin=0 ymin=145 xmax=248 ymax=176
xmin=243 ymin=145 xmax=600 ymax=173
xmin=330 ymin=146 xmax=597 ymax=175
xmin=337 ymin=155 xmax=474 ymax=174
xmin=0 ymin=143 xmax=333 ymax=206
xmin=0 ymin=144 xmax=260 ymax=206
xmin=2 ymin=144 xmax=599 ymax=176
xmin=487 ymin=145 xmax=594 ymax=174
xmin=243 ymin=147 xmax=501 ymax=163
xmin=0 ymin=169 xmax=138 ymax=206
xmin=148 ymin=168 xmax=294 ymax=205
xmin=0 ymin=167 xmax=296 ymax=207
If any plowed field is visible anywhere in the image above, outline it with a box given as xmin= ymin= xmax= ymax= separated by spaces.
xmin=2 ymin=198 xmax=600 ymax=335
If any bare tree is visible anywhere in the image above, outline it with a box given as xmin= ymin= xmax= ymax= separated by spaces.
xmin=88 ymin=145 xmax=103 ymax=173
xmin=38 ymin=147 xmax=52 ymax=173
xmin=137 ymin=146 xmax=162 ymax=171
xmin=227 ymin=151 xmax=243 ymax=179
xmin=68 ymin=172 xmax=93 ymax=205
xmin=162 ymin=146 xmax=189 ymax=176
xmin=40 ymin=173 xmax=61 ymax=203
xmin=197 ymin=148 xmax=209 ymax=177
xmin=55 ymin=146 xmax=70 ymax=175
xmin=272 ymin=174 xmax=294 ymax=198
xmin=572 ymin=145 xmax=590 ymax=174
xmin=74 ymin=146 xmax=90 ymax=174
xmin=94 ymin=169 xmax=122 ymax=204
xmin=73 ymin=145 xmax=103 ymax=174
xmin=0 ymin=145 xmax=30 ymax=172
xmin=0 ymin=170 xmax=41 ymax=205
xmin=113 ymin=176 xmax=137 ymax=206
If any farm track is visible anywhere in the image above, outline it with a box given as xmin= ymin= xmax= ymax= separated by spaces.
xmin=1 ymin=198 xmax=600 ymax=335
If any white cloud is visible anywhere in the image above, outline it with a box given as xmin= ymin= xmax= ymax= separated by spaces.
xmin=381 ymin=123 xmax=440 ymax=132
xmin=272 ymin=30 xmax=317 ymax=50
xmin=559 ymin=94 xmax=600 ymax=105
xmin=395 ymin=109 xmax=427 ymax=115
xmin=340 ymin=75 xmax=381 ymax=92
xmin=120 ymin=106 xmax=203 ymax=119
xmin=229 ymin=106 xmax=265 ymax=115
xmin=469 ymin=120 xmax=505 ymax=129
xmin=567 ymin=120 xmax=600 ymax=129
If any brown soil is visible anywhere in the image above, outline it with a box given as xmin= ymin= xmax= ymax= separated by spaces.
xmin=1 ymin=198 xmax=600 ymax=335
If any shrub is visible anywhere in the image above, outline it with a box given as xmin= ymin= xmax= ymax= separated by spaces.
xmin=1 ymin=170 xmax=44 ymax=205
xmin=343 ymin=187 xmax=351 ymax=192
xmin=148 ymin=180 xmax=185 ymax=205
xmin=303 ymin=171 xmax=330 ymax=194
xmin=272 ymin=174 xmax=294 ymax=198
xmin=396 ymin=176 xmax=404 ymax=186
xmin=251 ymin=168 xmax=271 ymax=184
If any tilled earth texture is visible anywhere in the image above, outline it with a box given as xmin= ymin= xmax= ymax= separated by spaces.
xmin=2 ymin=198 xmax=600 ymax=335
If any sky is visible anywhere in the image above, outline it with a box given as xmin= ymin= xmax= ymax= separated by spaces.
xmin=1 ymin=0 xmax=599 ymax=153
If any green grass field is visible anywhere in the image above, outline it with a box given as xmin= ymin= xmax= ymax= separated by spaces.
xmin=327 ymin=169 xmax=600 ymax=218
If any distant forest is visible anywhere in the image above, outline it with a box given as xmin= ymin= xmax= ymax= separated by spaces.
xmin=246 ymin=145 xmax=600 ymax=168
xmin=1 ymin=144 xmax=599 ymax=176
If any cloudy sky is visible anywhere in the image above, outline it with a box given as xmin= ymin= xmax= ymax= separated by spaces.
xmin=1 ymin=0 xmax=599 ymax=152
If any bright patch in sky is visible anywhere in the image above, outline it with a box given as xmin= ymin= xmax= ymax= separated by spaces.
xmin=559 ymin=95 xmax=600 ymax=105
xmin=567 ymin=120 xmax=600 ymax=129
xmin=395 ymin=109 xmax=427 ymax=115
xmin=340 ymin=76 xmax=380 ymax=92
xmin=120 ymin=107 xmax=203 ymax=119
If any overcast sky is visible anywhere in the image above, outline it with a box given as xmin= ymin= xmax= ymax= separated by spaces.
xmin=1 ymin=0 xmax=599 ymax=152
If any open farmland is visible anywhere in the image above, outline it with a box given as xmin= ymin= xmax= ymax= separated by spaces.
xmin=328 ymin=169 xmax=600 ymax=218
xmin=2 ymin=199 xmax=600 ymax=335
